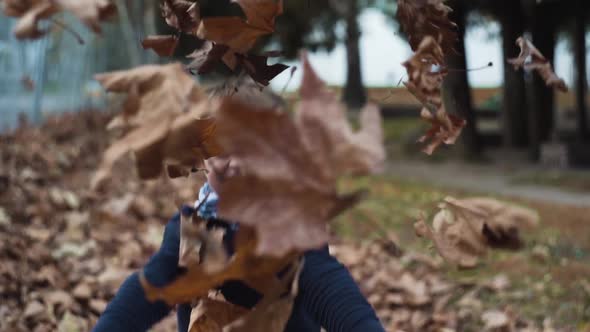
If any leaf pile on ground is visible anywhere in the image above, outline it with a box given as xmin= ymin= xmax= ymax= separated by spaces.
xmin=0 ymin=111 xmax=566 ymax=332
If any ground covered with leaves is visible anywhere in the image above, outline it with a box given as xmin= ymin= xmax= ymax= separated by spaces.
xmin=1 ymin=111 xmax=588 ymax=332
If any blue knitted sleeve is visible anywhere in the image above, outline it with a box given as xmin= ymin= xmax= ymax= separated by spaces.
xmin=298 ymin=247 xmax=385 ymax=332
xmin=92 ymin=212 xmax=186 ymax=332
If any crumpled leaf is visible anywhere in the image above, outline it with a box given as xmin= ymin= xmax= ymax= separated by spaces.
xmin=415 ymin=197 xmax=539 ymax=268
xmin=195 ymin=0 xmax=287 ymax=85
xmin=419 ymin=108 xmax=466 ymax=155
xmin=508 ymin=37 xmax=568 ymax=92
xmin=141 ymin=220 xmax=298 ymax=305
xmin=188 ymin=298 xmax=248 ymax=332
xmin=186 ymin=42 xmax=231 ymax=75
xmin=214 ymin=54 xmax=385 ymax=256
xmin=403 ymin=37 xmax=465 ymax=154
xmin=92 ymin=63 xmax=222 ymax=189
xmin=236 ymin=53 xmax=289 ymax=86
xmin=141 ymin=35 xmax=179 ymax=57
xmin=161 ymin=0 xmax=200 ymax=33
xmin=197 ymin=0 xmax=283 ymax=56
xmin=223 ymin=260 xmax=302 ymax=332
xmin=3 ymin=0 xmax=117 ymax=39
xmin=396 ymin=0 xmax=457 ymax=54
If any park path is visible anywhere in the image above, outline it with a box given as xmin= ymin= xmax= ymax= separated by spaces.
xmin=386 ymin=160 xmax=590 ymax=208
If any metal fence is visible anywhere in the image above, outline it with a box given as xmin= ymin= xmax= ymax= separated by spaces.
xmin=0 ymin=15 xmax=114 ymax=132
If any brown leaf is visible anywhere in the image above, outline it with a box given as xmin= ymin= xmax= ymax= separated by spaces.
xmin=508 ymin=37 xmax=568 ymax=92
xmin=4 ymin=0 xmax=116 ymax=39
xmin=186 ymin=42 xmax=231 ymax=75
xmin=403 ymin=37 xmax=464 ymax=154
xmin=402 ymin=36 xmax=446 ymax=110
xmin=196 ymin=0 xmax=283 ymax=66
xmin=396 ymin=0 xmax=458 ymax=54
xmin=141 ymin=223 xmax=297 ymax=305
xmin=236 ymin=53 xmax=290 ymax=86
xmin=188 ymin=299 xmax=248 ymax=332
xmin=223 ymin=260 xmax=302 ymax=332
xmin=161 ymin=0 xmax=200 ymax=33
xmin=213 ymin=55 xmax=384 ymax=256
xmin=92 ymin=64 xmax=221 ymax=188
xmin=141 ymin=35 xmax=179 ymax=57
xmin=416 ymin=197 xmax=539 ymax=268
xmin=418 ymin=108 xmax=466 ymax=155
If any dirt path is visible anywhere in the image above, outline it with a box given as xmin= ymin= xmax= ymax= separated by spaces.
xmin=386 ymin=160 xmax=590 ymax=207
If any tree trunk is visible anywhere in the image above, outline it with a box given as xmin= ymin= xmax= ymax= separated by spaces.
xmin=574 ymin=0 xmax=588 ymax=139
xmin=443 ymin=0 xmax=480 ymax=157
xmin=342 ymin=0 xmax=366 ymax=109
xmin=527 ymin=1 xmax=557 ymax=160
xmin=498 ymin=2 xmax=528 ymax=147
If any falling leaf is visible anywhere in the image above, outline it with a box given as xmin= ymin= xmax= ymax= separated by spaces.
xmin=223 ymin=260 xmax=302 ymax=332
xmin=92 ymin=63 xmax=222 ymax=188
xmin=186 ymin=42 xmax=231 ymax=75
xmin=212 ymin=54 xmax=385 ymax=256
xmin=3 ymin=0 xmax=117 ymax=39
xmin=141 ymin=222 xmax=297 ymax=305
xmin=419 ymin=108 xmax=466 ymax=155
xmin=236 ymin=53 xmax=290 ymax=86
xmin=396 ymin=0 xmax=457 ymax=54
xmin=508 ymin=37 xmax=568 ymax=92
xmin=161 ymin=0 xmax=200 ymax=33
xmin=402 ymin=37 xmax=446 ymax=110
xmin=141 ymin=35 xmax=179 ymax=57
xmin=197 ymin=0 xmax=282 ymax=55
xmin=188 ymin=298 xmax=248 ymax=332
xmin=403 ymin=37 xmax=465 ymax=154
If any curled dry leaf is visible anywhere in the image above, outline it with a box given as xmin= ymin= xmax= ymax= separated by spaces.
xmin=196 ymin=0 xmax=285 ymax=82
xmin=223 ymin=260 xmax=303 ymax=332
xmin=142 ymin=210 xmax=298 ymax=305
xmin=92 ymin=63 xmax=222 ymax=189
xmin=187 ymin=42 xmax=231 ymax=75
xmin=188 ymin=298 xmax=248 ymax=332
xmin=161 ymin=0 xmax=201 ymax=33
xmin=508 ymin=37 xmax=568 ymax=92
xmin=403 ymin=37 xmax=465 ymax=154
xmin=197 ymin=0 xmax=283 ymax=55
xmin=214 ymin=54 xmax=385 ymax=256
xmin=141 ymin=35 xmax=179 ymax=57
xmin=415 ymin=197 xmax=539 ymax=268
xmin=396 ymin=0 xmax=457 ymax=54
xmin=419 ymin=108 xmax=466 ymax=155
xmin=3 ymin=0 xmax=117 ymax=39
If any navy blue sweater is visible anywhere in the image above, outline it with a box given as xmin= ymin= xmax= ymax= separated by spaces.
xmin=93 ymin=213 xmax=385 ymax=332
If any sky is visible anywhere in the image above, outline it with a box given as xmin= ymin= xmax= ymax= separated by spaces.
xmin=270 ymin=9 xmax=581 ymax=91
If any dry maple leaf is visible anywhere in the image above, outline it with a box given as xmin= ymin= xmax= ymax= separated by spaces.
xmin=396 ymin=0 xmax=457 ymax=54
xmin=188 ymin=298 xmax=248 ymax=332
xmin=419 ymin=108 xmax=466 ymax=155
xmin=213 ymin=54 xmax=385 ymax=256
xmin=3 ymin=0 xmax=116 ymax=39
xmin=403 ymin=37 xmax=465 ymax=154
xmin=92 ymin=63 xmax=221 ymax=188
xmin=141 ymin=218 xmax=298 ymax=305
xmin=141 ymin=35 xmax=179 ymax=57
xmin=508 ymin=37 xmax=568 ymax=92
xmin=415 ymin=197 xmax=539 ymax=268
xmin=161 ymin=0 xmax=200 ymax=33
xmin=186 ymin=42 xmax=231 ymax=75
xmin=402 ymin=36 xmax=446 ymax=110
xmin=197 ymin=0 xmax=283 ymax=69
